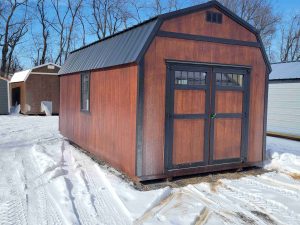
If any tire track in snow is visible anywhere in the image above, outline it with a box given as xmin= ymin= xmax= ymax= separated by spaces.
xmin=220 ymin=180 xmax=300 ymax=225
xmin=0 ymin=166 xmax=27 ymax=225
xmin=81 ymin=165 xmax=132 ymax=225
xmin=22 ymin=149 xmax=64 ymax=225
xmin=190 ymin=185 xmax=269 ymax=225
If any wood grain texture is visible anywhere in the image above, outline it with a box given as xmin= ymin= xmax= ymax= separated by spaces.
xmin=143 ymin=37 xmax=266 ymax=176
xmin=174 ymin=90 xmax=206 ymax=114
xmin=173 ymin=119 xmax=205 ymax=164
xmin=213 ymin=118 xmax=242 ymax=160
xmin=60 ymin=64 xmax=138 ymax=177
xmin=160 ymin=7 xmax=257 ymax=42
xmin=215 ymin=91 xmax=243 ymax=113
xmin=25 ymin=74 xmax=60 ymax=114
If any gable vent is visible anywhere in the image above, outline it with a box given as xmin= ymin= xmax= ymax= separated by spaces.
xmin=206 ymin=11 xmax=223 ymax=24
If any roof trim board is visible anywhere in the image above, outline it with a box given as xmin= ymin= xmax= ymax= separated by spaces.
xmin=59 ymin=0 xmax=271 ymax=75
xmin=10 ymin=63 xmax=60 ymax=83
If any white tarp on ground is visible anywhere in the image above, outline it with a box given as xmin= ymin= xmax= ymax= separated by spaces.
xmin=0 ymin=116 xmax=299 ymax=225
xmin=41 ymin=101 xmax=52 ymax=116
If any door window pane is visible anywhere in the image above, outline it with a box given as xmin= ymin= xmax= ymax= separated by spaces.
xmin=175 ymin=70 xmax=206 ymax=85
xmin=216 ymin=72 xmax=243 ymax=87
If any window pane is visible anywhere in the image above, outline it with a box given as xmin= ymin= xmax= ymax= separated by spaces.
xmin=175 ymin=70 xmax=206 ymax=86
xmin=81 ymin=72 xmax=90 ymax=111
xmin=216 ymin=72 xmax=243 ymax=87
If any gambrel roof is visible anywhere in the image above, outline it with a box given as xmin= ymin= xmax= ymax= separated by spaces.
xmin=59 ymin=0 xmax=271 ymax=75
xmin=10 ymin=63 xmax=60 ymax=83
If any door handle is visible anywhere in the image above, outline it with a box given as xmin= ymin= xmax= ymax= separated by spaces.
xmin=210 ymin=113 xmax=216 ymax=119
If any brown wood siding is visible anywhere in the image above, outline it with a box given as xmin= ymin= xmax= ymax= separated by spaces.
xmin=142 ymin=36 xmax=266 ymax=176
xmin=59 ymin=64 xmax=138 ymax=177
xmin=160 ymin=7 xmax=257 ymax=42
xmin=215 ymin=91 xmax=243 ymax=113
xmin=213 ymin=118 xmax=242 ymax=160
xmin=25 ymin=74 xmax=60 ymax=114
xmin=173 ymin=119 xmax=205 ymax=164
xmin=174 ymin=90 xmax=206 ymax=114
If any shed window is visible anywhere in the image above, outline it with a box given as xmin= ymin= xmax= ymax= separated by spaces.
xmin=175 ymin=70 xmax=206 ymax=85
xmin=81 ymin=72 xmax=90 ymax=111
xmin=216 ymin=73 xmax=243 ymax=87
xmin=206 ymin=11 xmax=222 ymax=24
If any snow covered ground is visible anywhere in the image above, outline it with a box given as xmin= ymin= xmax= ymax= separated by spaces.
xmin=0 ymin=116 xmax=299 ymax=225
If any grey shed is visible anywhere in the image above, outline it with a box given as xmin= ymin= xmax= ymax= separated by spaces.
xmin=0 ymin=77 xmax=10 ymax=115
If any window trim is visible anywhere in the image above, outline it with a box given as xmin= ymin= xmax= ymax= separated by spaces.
xmin=206 ymin=11 xmax=223 ymax=24
xmin=80 ymin=71 xmax=91 ymax=113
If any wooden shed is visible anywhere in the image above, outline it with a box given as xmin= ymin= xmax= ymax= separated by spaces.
xmin=10 ymin=63 xmax=60 ymax=115
xmin=0 ymin=77 xmax=10 ymax=115
xmin=59 ymin=1 xmax=271 ymax=181
xmin=267 ymin=61 xmax=300 ymax=140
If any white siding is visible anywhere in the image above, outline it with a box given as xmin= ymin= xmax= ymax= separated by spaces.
xmin=267 ymin=82 xmax=300 ymax=137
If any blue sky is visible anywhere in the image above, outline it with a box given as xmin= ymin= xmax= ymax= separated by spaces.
xmin=13 ymin=0 xmax=300 ymax=69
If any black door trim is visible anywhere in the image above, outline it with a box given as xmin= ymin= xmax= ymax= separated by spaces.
xmin=164 ymin=63 xmax=211 ymax=170
xmin=165 ymin=61 xmax=250 ymax=171
xmin=209 ymin=67 xmax=250 ymax=164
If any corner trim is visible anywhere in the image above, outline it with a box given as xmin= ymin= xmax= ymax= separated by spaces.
xmin=135 ymin=58 xmax=145 ymax=177
xmin=262 ymin=69 xmax=270 ymax=161
xmin=157 ymin=31 xmax=260 ymax=48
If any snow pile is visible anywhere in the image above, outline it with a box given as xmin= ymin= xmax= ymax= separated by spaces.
xmin=265 ymin=137 xmax=300 ymax=177
xmin=0 ymin=116 xmax=300 ymax=225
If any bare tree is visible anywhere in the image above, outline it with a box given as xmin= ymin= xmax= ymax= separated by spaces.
xmin=217 ymin=0 xmax=280 ymax=51
xmin=280 ymin=15 xmax=300 ymax=62
xmin=0 ymin=0 xmax=28 ymax=76
xmin=36 ymin=0 xmax=49 ymax=65
xmin=64 ymin=0 xmax=83 ymax=60
xmin=89 ymin=0 xmax=132 ymax=39
xmin=148 ymin=0 xmax=182 ymax=16
xmin=49 ymin=0 xmax=70 ymax=65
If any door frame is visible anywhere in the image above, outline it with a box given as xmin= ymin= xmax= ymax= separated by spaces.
xmin=164 ymin=63 xmax=211 ymax=170
xmin=209 ymin=67 xmax=250 ymax=165
xmin=164 ymin=61 xmax=251 ymax=171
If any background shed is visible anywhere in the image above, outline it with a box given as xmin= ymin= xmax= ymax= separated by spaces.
xmin=10 ymin=63 xmax=60 ymax=115
xmin=267 ymin=61 xmax=300 ymax=140
xmin=0 ymin=77 xmax=10 ymax=115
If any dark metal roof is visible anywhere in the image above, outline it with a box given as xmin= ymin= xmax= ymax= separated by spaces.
xmin=58 ymin=18 xmax=158 ymax=75
xmin=59 ymin=0 xmax=271 ymax=75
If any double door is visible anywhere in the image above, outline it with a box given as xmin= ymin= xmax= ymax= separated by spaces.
xmin=165 ymin=63 xmax=249 ymax=170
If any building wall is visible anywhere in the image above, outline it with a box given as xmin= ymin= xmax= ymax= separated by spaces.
xmin=267 ymin=82 xmax=300 ymax=138
xmin=25 ymin=74 xmax=60 ymax=114
xmin=59 ymin=64 xmax=138 ymax=177
xmin=142 ymin=7 xmax=267 ymax=176
xmin=31 ymin=64 xmax=60 ymax=74
xmin=10 ymin=82 xmax=26 ymax=113
xmin=0 ymin=79 xmax=9 ymax=114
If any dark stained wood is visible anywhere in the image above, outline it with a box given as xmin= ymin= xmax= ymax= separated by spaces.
xmin=173 ymin=119 xmax=205 ymax=164
xmin=215 ymin=91 xmax=243 ymax=113
xmin=174 ymin=90 xmax=206 ymax=114
xmin=143 ymin=34 xmax=266 ymax=176
xmin=60 ymin=64 xmax=138 ymax=177
xmin=160 ymin=7 xmax=257 ymax=42
xmin=213 ymin=118 xmax=242 ymax=160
